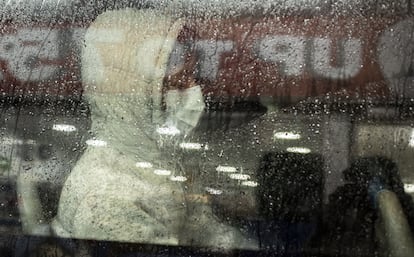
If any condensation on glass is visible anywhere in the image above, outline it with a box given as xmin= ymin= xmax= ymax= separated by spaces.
xmin=0 ymin=1 xmax=412 ymax=257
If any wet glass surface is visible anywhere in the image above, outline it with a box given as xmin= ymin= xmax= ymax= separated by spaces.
xmin=0 ymin=1 xmax=413 ymax=257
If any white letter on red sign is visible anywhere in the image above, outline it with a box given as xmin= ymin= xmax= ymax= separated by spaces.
xmin=194 ymin=40 xmax=234 ymax=80
xmin=310 ymin=38 xmax=362 ymax=80
xmin=0 ymin=35 xmax=16 ymax=81
xmin=378 ymin=19 xmax=414 ymax=98
xmin=255 ymin=35 xmax=306 ymax=76
xmin=7 ymin=29 xmax=59 ymax=82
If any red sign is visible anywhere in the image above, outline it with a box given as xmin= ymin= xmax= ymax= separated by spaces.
xmin=0 ymin=15 xmax=412 ymax=104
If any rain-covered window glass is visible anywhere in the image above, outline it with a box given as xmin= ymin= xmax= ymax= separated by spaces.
xmin=0 ymin=1 xmax=413 ymax=257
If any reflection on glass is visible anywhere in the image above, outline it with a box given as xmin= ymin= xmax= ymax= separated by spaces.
xmin=286 ymin=147 xmax=311 ymax=154
xmin=4 ymin=1 xmax=414 ymax=256
xmin=179 ymin=142 xmax=203 ymax=150
xmin=156 ymin=126 xmax=180 ymax=136
xmin=135 ymin=162 xmax=153 ymax=168
xmin=85 ymin=139 xmax=107 ymax=147
xmin=241 ymin=181 xmax=259 ymax=187
xmin=153 ymin=169 xmax=172 ymax=176
xmin=52 ymin=124 xmax=77 ymax=132
xmin=205 ymin=187 xmax=223 ymax=195
xmin=409 ymin=129 xmax=414 ymax=147
xmin=169 ymin=175 xmax=188 ymax=182
xmin=2 ymin=136 xmax=24 ymax=145
xmin=216 ymin=165 xmax=237 ymax=173
xmin=274 ymin=131 xmax=301 ymax=140
xmin=404 ymin=184 xmax=414 ymax=194
xmin=229 ymin=173 xmax=251 ymax=181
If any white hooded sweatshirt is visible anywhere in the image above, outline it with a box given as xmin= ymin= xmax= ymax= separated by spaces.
xmin=52 ymin=8 xmax=256 ymax=250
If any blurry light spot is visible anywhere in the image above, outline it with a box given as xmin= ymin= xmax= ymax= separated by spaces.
xmin=286 ymin=147 xmax=311 ymax=154
xmin=274 ymin=131 xmax=301 ymax=140
xmin=26 ymin=139 xmax=36 ymax=145
xmin=216 ymin=165 xmax=237 ymax=173
xmin=179 ymin=142 xmax=203 ymax=150
xmin=205 ymin=187 xmax=223 ymax=195
xmin=135 ymin=162 xmax=153 ymax=169
xmin=2 ymin=137 xmax=26 ymax=145
xmin=156 ymin=126 xmax=180 ymax=136
xmin=52 ymin=124 xmax=77 ymax=132
xmin=242 ymin=181 xmax=259 ymax=187
xmin=154 ymin=169 xmax=172 ymax=176
xmin=170 ymin=176 xmax=187 ymax=182
xmin=404 ymin=184 xmax=414 ymax=193
xmin=3 ymin=138 xmax=36 ymax=145
xmin=86 ymin=139 xmax=107 ymax=147
xmin=229 ymin=173 xmax=251 ymax=181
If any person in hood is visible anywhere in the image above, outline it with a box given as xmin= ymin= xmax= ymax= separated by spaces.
xmin=52 ymin=8 xmax=257 ymax=250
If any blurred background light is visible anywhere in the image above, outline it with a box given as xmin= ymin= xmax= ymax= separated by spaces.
xmin=205 ymin=187 xmax=223 ymax=195
xmin=229 ymin=173 xmax=251 ymax=180
xmin=153 ymin=169 xmax=172 ymax=176
xmin=216 ymin=165 xmax=237 ymax=173
xmin=274 ymin=131 xmax=301 ymax=140
xmin=135 ymin=162 xmax=153 ymax=168
xmin=286 ymin=147 xmax=311 ymax=154
xmin=52 ymin=124 xmax=77 ymax=132
xmin=86 ymin=139 xmax=107 ymax=147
